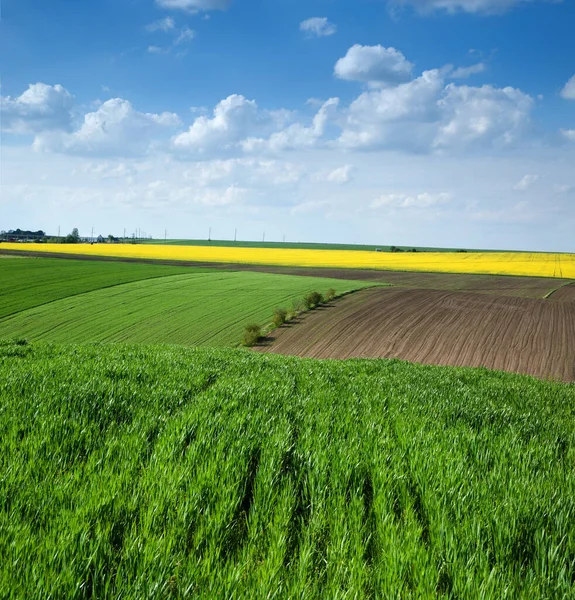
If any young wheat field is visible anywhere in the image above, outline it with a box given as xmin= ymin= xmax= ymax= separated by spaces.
xmin=1 ymin=341 xmax=574 ymax=598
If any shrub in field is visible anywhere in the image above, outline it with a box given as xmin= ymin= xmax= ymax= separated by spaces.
xmin=291 ymin=298 xmax=305 ymax=314
xmin=303 ymin=291 xmax=324 ymax=309
xmin=242 ymin=323 xmax=262 ymax=346
xmin=272 ymin=307 xmax=288 ymax=327
xmin=325 ymin=288 xmax=336 ymax=301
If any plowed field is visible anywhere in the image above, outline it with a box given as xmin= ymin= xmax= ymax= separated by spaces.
xmin=548 ymin=282 xmax=575 ymax=302
xmin=260 ymin=288 xmax=575 ymax=381
xmin=248 ymin=266 xmax=568 ymax=298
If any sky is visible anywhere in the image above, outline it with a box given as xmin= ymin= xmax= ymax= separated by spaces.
xmin=1 ymin=0 xmax=574 ymax=251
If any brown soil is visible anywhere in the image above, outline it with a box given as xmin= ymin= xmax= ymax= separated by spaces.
xmin=548 ymin=282 xmax=575 ymax=302
xmin=258 ymin=288 xmax=575 ymax=382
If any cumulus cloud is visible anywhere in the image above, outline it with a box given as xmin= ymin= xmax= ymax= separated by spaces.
xmin=434 ymin=83 xmax=533 ymax=149
xmin=338 ymin=71 xmax=533 ymax=153
xmin=335 ymin=45 xmax=414 ymax=85
xmin=34 ymin=98 xmax=181 ymax=157
xmin=389 ymin=0 xmax=556 ymax=15
xmin=300 ymin=17 xmax=337 ymax=37
xmin=1 ymin=83 xmax=74 ymax=134
xmin=172 ymin=95 xmax=276 ymax=154
xmin=243 ymin=98 xmax=339 ymax=152
xmin=156 ymin=0 xmax=230 ymax=11
xmin=371 ymin=192 xmax=452 ymax=208
xmin=561 ymin=129 xmax=575 ymax=141
xmin=338 ymin=69 xmax=444 ymax=151
xmin=560 ymin=75 xmax=575 ymax=100
xmin=448 ymin=62 xmax=486 ymax=79
xmin=513 ymin=174 xmax=539 ymax=190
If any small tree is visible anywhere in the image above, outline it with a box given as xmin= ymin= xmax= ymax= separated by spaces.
xmin=272 ymin=307 xmax=288 ymax=328
xmin=325 ymin=288 xmax=336 ymax=301
xmin=63 ymin=228 xmax=80 ymax=244
xmin=242 ymin=323 xmax=262 ymax=347
xmin=303 ymin=291 xmax=324 ymax=309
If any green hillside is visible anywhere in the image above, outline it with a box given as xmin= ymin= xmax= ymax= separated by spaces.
xmin=0 ymin=257 xmax=202 ymax=319
xmin=1 ymin=342 xmax=573 ymax=598
xmin=0 ymin=271 xmax=374 ymax=346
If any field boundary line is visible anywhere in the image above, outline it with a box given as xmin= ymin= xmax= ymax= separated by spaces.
xmin=543 ymin=281 xmax=575 ymax=299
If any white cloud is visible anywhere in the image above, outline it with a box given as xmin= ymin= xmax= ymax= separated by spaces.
xmin=186 ymin=158 xmax=304 ymax=187
xmin=146 ymin=17 xmax=195 ymax=54
xmin=172 ymin=95 xmax=276 ymax=154
xmin=156 ymin=0 xmax=230 ymax=11
xmin=335 ymin=45 xmax=414 ymax=85
xmin=553 ymin=183 xmax=573 ymax=194
xmin=83 ymin=162 xmax=139 ymax=180
xmin=561 ymin=129 xmax=575 ymax=141
xmin=434 ymin=83 xmax=533 ymax=150
xmin=243 ymin=98 xmax=339 ymax=152
xmin=300 ymin=17 xmax=337 ymax=38
xmin=561 ymin=75 xmax=575 ymax=100
xmin=0 ymin=83 xmax=74 ymax=134
xmin=338 ymin=69 xmax=444 ymax=151
xmin=174 ymin=27 xmax=195 ymax=44
xmin=34 ymin=98 xmax=181 ymax=157
xmin=315 ymin=165 xmax=354 ymax=184
xmin=371 ymin=192 xmax=452 ymax=209
xmin=448 ymin=63 xmax=486 ymax=79
xmin=513 ymin=174 xmax=539 ymax=190
xmin=389 ymin=0 xmax=557 ymax=15
xmin=146 ymin=17 xmax=175 ymax=31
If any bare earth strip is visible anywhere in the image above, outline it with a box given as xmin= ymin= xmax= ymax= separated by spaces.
xmin=0 ymin=249 xmax=568 ymax=299
xmin=548 ymin=282 xmax=575 ymax=302
xmin=259 ymin=288 xmax=575 ymax=382
xmin=247 ymin=266 xmax=568 ymax=298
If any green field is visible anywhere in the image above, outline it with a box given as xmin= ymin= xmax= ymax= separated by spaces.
xmin=1 ymin=341 xmax=574 ymax=598
xmin=142 ymin=239 xmax=488 ymax=252
xmin=0 ymin=257 xmax=201 ymax=320
xmin=0 ymin=269 xmax=374 ymax=346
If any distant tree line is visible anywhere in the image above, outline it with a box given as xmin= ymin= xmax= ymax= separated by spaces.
xmin=0 ymin=229 xmax=46 ymax=241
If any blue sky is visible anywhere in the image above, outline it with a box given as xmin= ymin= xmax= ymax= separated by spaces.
xmin=2 ymin=0 xmax=574 ymax=250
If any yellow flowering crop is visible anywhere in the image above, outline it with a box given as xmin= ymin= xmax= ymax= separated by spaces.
xmin=2 ymin=243 xmax=574 ymax=279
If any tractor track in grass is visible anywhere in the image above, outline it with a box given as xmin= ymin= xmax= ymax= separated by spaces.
xmin=258 ymin=287 xmax=575 ymax=382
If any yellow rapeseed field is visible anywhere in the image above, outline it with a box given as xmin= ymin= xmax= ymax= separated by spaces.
xmin=2 ymin=243 xmax=574 ymax=279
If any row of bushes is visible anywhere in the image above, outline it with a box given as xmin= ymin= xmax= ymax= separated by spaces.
xmin=242 ymin=288 xmax=337 ymax=347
